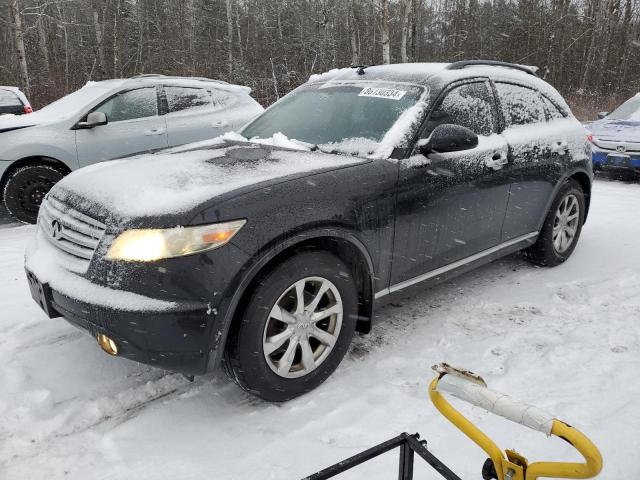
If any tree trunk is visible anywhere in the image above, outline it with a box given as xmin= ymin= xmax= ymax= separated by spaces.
xmin=381 ymin=0 xmax=390 ymax=64
xmin=93 ymin=8 xmax=106 ymax=77
xmin=226 ymin=0 xmax=234 ymax=77
xmin=9 ymin=0 xmax=30 ymax=96
xmin=349 ymin=0 xmax=359 ymax=65
xmin=36 ymin=1 xmax=50 ymax=77
xmin=400 ymin=0 xmax=411 ymax=62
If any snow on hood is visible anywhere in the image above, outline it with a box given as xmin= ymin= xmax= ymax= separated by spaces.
xmin=589 ymin=119 xmax=640 ymax=142
xmin=52 ymin=139 xmax=366 ymax=219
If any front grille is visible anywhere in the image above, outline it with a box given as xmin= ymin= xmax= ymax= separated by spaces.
xmin=39 ymin=195 xmax=106 ymax=271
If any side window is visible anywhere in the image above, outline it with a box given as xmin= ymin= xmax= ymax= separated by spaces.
xmin=541 ymin=95 xmax=565 ymax=120
xmin=165 ymin=87 xmax=211 ymax=113
xmin=495 ymin=83 xmax=546 ymax=127
xmin=210 ymin=89 xmax=234 ymax=110
xmin=94 ymin=88 xmax=158 ymax=122
xmin=425 ymin=82 xmax=496 ymax=137
xmin=0 ymin=90 xmax=22 ymax=107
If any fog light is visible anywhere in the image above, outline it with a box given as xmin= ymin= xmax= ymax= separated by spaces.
xmin=97 ymin=333 xmax=118 ymax=355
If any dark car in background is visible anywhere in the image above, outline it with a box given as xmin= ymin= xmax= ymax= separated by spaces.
xmin=24 ymin=61 xmax=592 ymax=401
xmin=589 ymin=93 xmax=640 ymax=178
xmin=0 ymin=86 xmax=32 ymax=115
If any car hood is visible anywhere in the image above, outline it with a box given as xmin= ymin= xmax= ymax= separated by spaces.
xmin=51 ymin=141 xmax=367 ymax=224
xmin=0 ymin=110 xmax=51 ymax=133
xmin=589 ymin=119 xmax=640 ymax=142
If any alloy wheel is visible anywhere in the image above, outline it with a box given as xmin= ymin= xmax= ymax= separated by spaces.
xmin=552 ymin=194 xmax=579 ymax=254
xmin=262 ymin=276 xmax=343 ymax=379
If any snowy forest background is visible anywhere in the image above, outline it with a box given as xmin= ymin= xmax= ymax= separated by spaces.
xmin=2 ymin=0 xmax=640 ymax=119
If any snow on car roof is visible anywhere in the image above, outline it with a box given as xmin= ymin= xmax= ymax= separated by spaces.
xmin=308 ymin=62 xmax=569 ymax=113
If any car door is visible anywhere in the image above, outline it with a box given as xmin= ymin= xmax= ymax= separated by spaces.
xmin=163 ymin=86 xmax=230 ymax=146
xmin=494 ymin=82 xmax=566 ymax=241
xmin=390 ymin=80 xmax=512 ymax=286
xmin=75 ymin=87 xmax=168 ymax=166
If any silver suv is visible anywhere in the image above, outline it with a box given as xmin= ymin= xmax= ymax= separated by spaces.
xmin=0 ymin=75 xmax=263 ymax=223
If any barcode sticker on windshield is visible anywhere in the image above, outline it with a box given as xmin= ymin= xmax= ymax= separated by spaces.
xmin=358 ymin=87 xmax=407 ymax=100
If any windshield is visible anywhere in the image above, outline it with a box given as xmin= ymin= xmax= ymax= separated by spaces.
xmin=608 ymin=95 xmax=640 ymax=121
xmin=241 ymin=82 xmax=426 ymax=156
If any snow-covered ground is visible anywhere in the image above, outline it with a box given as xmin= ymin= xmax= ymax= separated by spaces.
xmin=1 ymin=178 xmax=638 ymax=479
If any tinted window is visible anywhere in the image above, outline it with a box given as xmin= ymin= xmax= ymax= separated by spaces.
xmin=496 ymin=83 xmax=546 ymax=127
xmin=424 ymin=82 xmax=496 ymax=136
xmin=210 ymin=89 xmax=233 ymax=109
xmin=166 ymin=87 xmax=211 ymax=113
xmin=541 ymin=95 xmax=565 ymax=120
xmin=94 ymin=88 xmax=158 ymax=122
xmin=0 ymin=90 xmax=22 ymax=107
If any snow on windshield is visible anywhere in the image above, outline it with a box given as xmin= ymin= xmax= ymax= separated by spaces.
xmin=52 ymin=142 xmax=367 ymax=218
xmin=608 ymin=94 xmax=640 ymax=121
xmin=240 ymin=81 xmax=429 ymax=158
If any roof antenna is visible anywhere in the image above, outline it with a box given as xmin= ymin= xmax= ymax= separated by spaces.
xmin=350 ymin=64 xmax=368 ymax=75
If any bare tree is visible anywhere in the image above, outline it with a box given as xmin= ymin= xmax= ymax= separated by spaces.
xmin=380 ymin=0 xmax=390 ymax=64
xmin=8 ymin=0 xmax=30 ymax=95
xmin=400 ymin=0 xmax=411 ymax=62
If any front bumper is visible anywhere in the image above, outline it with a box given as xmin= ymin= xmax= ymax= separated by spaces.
xmin=26 ymin=268 xmax=213 ymax=375
xmin=591 ymin=146 xmax=640 ymax=173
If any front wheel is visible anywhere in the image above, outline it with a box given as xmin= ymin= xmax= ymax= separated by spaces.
xmin=225 ymin=251 xmax=359 ymax=402
xmin=525 ymin=179 xmax=585 ymax=267
xmin=3 ymin=165 xmax=65 ymax=224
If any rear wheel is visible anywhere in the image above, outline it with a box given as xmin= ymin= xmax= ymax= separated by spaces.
xmin=225 ymin=251 xmax=358 ymax=402
xmin=525 ymin=179 xmax=585 ymax=266
xmin=3 ymin=165 xmax=65 ymax=224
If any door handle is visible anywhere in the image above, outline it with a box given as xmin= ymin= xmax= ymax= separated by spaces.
xmin=144 ymin=127 xmax=165 ymax=136
xmin=486 ymin=152 xmax=508 ymax=170
xmin=553 ymin=140 xmax=569 ymax=153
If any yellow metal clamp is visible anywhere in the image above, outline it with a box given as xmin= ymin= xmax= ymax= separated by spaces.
xmin=428 ymin=364 xmax=603 ymax=480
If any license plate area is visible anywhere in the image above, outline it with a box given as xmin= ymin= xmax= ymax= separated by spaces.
xmin=607 ymin=154 xmax=630 ymax=166
xmin=25 ymin=269 xmax=61 ymax=318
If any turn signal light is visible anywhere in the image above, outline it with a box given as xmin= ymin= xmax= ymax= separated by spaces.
xmin=97 ymin=334 xmax=118 ymax=355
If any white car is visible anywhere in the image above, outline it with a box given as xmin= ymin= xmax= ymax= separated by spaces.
xmin=0 ymin=75 xmax=264 ymax=223
xmin=0 ymin=86 xmax=32 ymax=116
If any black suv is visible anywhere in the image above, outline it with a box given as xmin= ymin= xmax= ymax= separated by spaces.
xmin=25 ymin=61 xmax=591 ymax=401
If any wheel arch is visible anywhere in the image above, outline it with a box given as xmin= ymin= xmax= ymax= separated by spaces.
xmin=568 ymin=170 xmax=591 ymax=222
xmin=535 ymin=167 xmax=592 ymax=232
xmin=0 ymin=156 xmax=72 ymax=201
xmin=208 ymin=227 xmax=376 ymax=370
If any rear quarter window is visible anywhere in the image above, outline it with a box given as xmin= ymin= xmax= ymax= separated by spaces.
xmin=166 ymin=87 xmax=212 ymax=113
xmin=0 ymin=90 xmax=22 ymax=107
xmin=495 ymin=83 xmax=546 ymax=127
xmin=541 ymin=95 xmax=566 ymax=120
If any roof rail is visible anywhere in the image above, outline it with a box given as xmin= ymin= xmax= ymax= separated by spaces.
xmin=446 ymin=60 xmax=538 ymax=76
xmin=129 ymin=74 xmax=229 ymax=84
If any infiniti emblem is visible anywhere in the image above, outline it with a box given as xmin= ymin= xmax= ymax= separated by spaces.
xmin=50 ymin=220 xmax=63 ymax=240
xmin=616 ymin=145 xmax=626 ymax=153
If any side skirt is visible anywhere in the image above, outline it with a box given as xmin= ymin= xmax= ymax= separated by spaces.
xmin=374 ymin=232 xmax=538 ymax=300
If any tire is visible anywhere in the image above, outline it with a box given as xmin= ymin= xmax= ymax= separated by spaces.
xmin=225 ymin=250 xmax=359 ymax=402
xmin=3 ymin=165 xmax=65 ymax=224
xmin=525 ymin=179 xmax=585 ymax=267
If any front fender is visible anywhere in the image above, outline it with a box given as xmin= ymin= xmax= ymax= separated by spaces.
xmin=205 ymin=225 xmax=376 ymax=371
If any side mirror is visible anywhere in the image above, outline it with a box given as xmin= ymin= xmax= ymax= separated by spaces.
xmin=597 ymin=112 xmax=608 ymax=120
xmin=419 ymin=124 xmax=479 ymax=156
xmin=76 ymin=111 xmax=108 ymax=129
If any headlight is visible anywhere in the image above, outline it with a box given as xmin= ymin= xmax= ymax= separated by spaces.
xmin=105 ymin=219 xmax=246 ymax=261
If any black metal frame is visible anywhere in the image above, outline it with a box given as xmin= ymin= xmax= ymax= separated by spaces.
xmin=446 ymin=60 xmax=538 ymax=76
xmin=301 ymin=432 xmax=463 ymax=480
